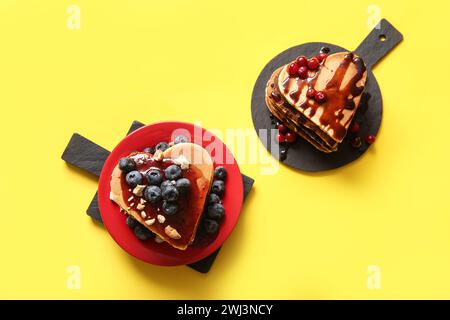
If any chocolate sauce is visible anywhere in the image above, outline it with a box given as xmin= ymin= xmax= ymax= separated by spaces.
xmin=120 ymin=153 xmax=206 ymax=248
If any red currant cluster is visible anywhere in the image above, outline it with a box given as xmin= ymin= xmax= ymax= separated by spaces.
xmin=349 ymin=122 xmax=376 ymax=148
xmin=275 ymin=122 xmax=297 ymax=144
xmin=287 ymin=53 xmax=328 ymax=104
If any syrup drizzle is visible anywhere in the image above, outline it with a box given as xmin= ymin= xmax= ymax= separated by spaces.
xmin=280 ymin=52 xmax=366 ymax=141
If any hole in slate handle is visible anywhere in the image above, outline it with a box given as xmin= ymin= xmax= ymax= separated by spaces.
xmin=379 ymin=34 xmax=387 ymax=42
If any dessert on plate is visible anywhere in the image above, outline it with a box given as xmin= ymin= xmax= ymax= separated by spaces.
xmin=109 ymin=138 xmax=228 ymax=250
xmin=265 ymin=50 xmax=367 ymax=153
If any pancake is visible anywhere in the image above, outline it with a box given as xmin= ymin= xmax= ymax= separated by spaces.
xmin=265 ymin=52 xmax=367 ymax=153
xmin=110 ymin=143 xmax=214 ymax=250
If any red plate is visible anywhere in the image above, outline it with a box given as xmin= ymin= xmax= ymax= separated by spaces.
xmin=98 ymin=121 xmax=244 ymax=266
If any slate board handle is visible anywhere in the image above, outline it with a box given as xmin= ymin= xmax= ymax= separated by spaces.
xmin=354 ymin=18 xmax=403 ymax=69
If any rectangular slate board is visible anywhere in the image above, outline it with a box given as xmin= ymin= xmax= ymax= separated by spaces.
xmin=61 ymin=121 xmax=254 ymax=273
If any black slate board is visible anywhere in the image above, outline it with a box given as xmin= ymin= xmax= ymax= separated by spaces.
xmin=61 ymin=121 xmax=254 ymax=273
xmin=251 ymin=19 xmax=403 ymax=172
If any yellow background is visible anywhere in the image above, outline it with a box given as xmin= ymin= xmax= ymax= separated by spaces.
xmin=0 ymin=0 xmax=449 ymax=299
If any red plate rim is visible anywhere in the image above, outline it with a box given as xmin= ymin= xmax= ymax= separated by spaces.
xmin=98 ymin=121 xmax=244 ymax=266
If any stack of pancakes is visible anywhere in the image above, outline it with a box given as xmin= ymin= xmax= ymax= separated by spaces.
xmin=265 ymin=52 xmax=367 ymax=153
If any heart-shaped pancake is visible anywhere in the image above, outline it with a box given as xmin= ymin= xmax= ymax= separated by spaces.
xmin=265 ymin=52 xmax=367 ymax=152
xmin=109 ymin=143 xmax=214 ymax=250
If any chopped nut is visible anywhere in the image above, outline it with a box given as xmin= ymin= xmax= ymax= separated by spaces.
xmin=133 ymin=185 xmax=146 ymax=197
xmin=155 ymin=236 xmax=164 ymax=243
xmin=140 ymin=211 xmax=146 ymax=219
xmin=164 ymin=225 xmax=181 ymax=239
xmin=145 ymin=218 xmax=155 ymax=226
xmin=153 ymin=150 xmax=164 ymax=161
xmin=129 ymin=203 xmax=134 ymax=207
xmin=140 ymin=198 xmax=147 ymax=204
xmin=157 ymin=214 xmax=166 ymax=223
xmin=128 ymin=189 xmax=132 ymax=192
xmin=127 ymin=196 xmax=134 ymax=202
xmin=136 ymin=203 xmax=145 ymax=210
xmin=173 ymin=155 xmax=190 ymax=170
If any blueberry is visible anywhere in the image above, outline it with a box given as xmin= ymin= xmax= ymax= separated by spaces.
xmin=164 ymin=164 xmax=182 ymax=180
xmin=126 ymin=215 xmax=138 ymax=229
xmin=125 ymin=171 xmax=143 ymax=187
xmin=146 ymin=169 xmax=163 ymax=185
xmin=204 ymin=219 xmax=219 ymax=234
xmin=143 ymin=147 xmax=155 ymax=154
xmin=176 ymin=178 xmax=191 ymax=194
xmin=174 ymin=135 xmax=189 ymax=145
xmin=211 ymin=180 xmax=225 ymax=197
xmin=162 ymin=185 xmax=179 ymax=202
xmin=207 ymin=203 xmax=225 ymax=220
xmin=209 ymin=193 xmax=221 ymax=204
xmin=214 ymin=166 xmax=227 ymax=180
xmin=162 ymin=201 xmax=178 ymax=215
xmin=118 ymin=158 xmax=136 ymax=173
xmin=144 ymin=185 xmax=162 ymax=204
xmin=155 ymin=142 xmax=170 ymax=152
xmin=161 ymin=179 xmax=175 ymax=191
xmin=133 ymin=224 xmax=154 ymax=241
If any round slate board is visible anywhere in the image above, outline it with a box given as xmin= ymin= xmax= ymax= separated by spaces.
xmin=251 ymin=42 xmax=382 ymax=172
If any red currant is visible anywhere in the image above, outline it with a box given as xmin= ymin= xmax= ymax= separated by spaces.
xmin=366 ymin=135 xmax=376 ymax=144
xmin=306 ymin=87 xmax=316 ymax=98
xmin=298 ymin=66 xmax=308 ymax=79
xmin=314 ymin=91 xmax=327 ymax=103
xmin=317 ymin=53 xmax=328 ymax=62
xmin=350 ymin=122 xmax=360 ymax=134
xmin=277 ymin=123 xmax=288 ymax=134
xmin=285 ymin=132 xmax=297 ymax=143
xmin=276 ymin=133 xmax=286 ymax=143
xmin=307 ymin=57 xmax=320 ymax=70
xmin=296 ymin=56 xmax=308 ymax=67
xmin=288 ymin=63 xmax=299 ymax=76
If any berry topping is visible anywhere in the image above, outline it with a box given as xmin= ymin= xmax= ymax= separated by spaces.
xmin=277 ymin=124 xmax=288 ymax=134
xmin=133 ymin=224 xmax=154 ymax=241
xmin=176 ymin=178 xmax=191 ymax=194
xmin=174 ymin=135 xmax=189 ymax=145
xmin=288 ymin=63 xmax=299 ymax=76
xmin=351 ymin=136 xmax=362 ymax=148
xmin=146 ymin=169 xmax=163 ymax=186
xmin=350 ymin=122 xmax=360 ymax=134
xmin=144 ymin=185 xmax=162 ymax=204
xmin=204 ymin=219 xmax=219 ymax=234
xmin=317 ymin=53 xmax=328 ymax=62
xmin=126 ymin=215 xmax=139 ymax=229
xmin=143 ymin=147 xmax=155 ymax=154
xmin=298 ymin=66 xmax=309 ymax=79
xmin=211 ymin=180 xmax=225 ymax=197
xmin=306 ymin=87 xmax=316 ymax=99
xmin=162 ymin=185 xmax=179 ymax=202
xmin=125 ymin=171 xmax=143 ymax=187
xmin=162 ymin=201 xmax=178 ymax=215
xmin=160 ymin=179 xmax=174 ymax=191
xmin=214 ymin=166 xmax=227 ymax=180
xmin=366 ymin=135 xmax=376 ymax=144
xmin=164 ymin=164 xmax=182 ymax=180
xmin=307 ymin=57 xmax=320 ymax=70
xmin=285 ymin=132 xmax=297 ymax=143
xmin=276 ymin=133 xmax=286 ymax=143
xmin=209 ymin=193 xmax=221 ymax=204
xmin=155 ymin=142 xmax=170 ymax=152
xmin=207 ymin=203 xmax=225 ymax=220
xmin=296 ymin=56 xmax=308 ymax=67
xmin=314 ymin=91 xmax=327 ymax=103
xmin=119 ymin=158 xmax=136 ymax=173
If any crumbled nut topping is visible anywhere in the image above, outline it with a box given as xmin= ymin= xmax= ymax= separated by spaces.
xmin=129 ymin=203 xmax=134 ymax=207
xmin=136 ymin=203 xmax=145 ymax=211
xmin=155 ymin=236 xmax=164 ymax=243
xmin=145 ymin=218 xmax=155 ymax=226
xmin=140 ymin=198 xmax=146 ymax=204
xmin=153 ymin=150 xmax=164 ymax=161
xmin=157 ymin=214 xmax=166 ymax=224
xmin=173 ymin=155 xmax=190 ymax=170
xmin=127 ymin=196 xmax=134 ymax=202
xmin=140 ymin=211 xmax=146 ymax=219
xmin=164 ymin=225 xmax=181 ymax=239
xmin=130 ymin=153 xmax=149 ymax=165
xmin=133 ymin=185 xmax=146 ymax=197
